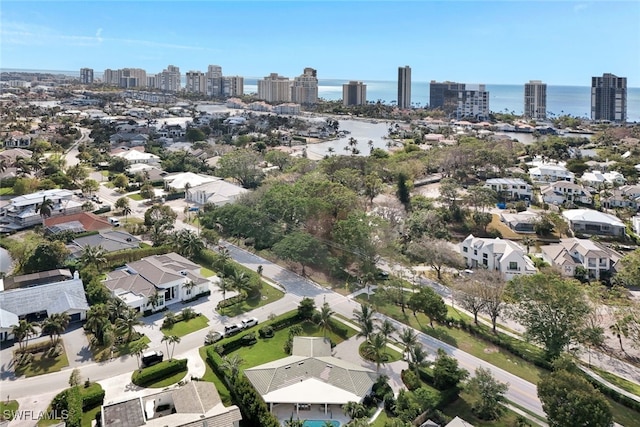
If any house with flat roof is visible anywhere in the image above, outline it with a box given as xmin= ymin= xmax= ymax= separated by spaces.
xmin=484 ymin=178 xmax=532 ymax=201
xmin=185 ymin=179 xmax=248 ymax=206
xmin=0 ymin=271 xmax=88 ymax=341
xmin=540 ymin=238 xmax=622 ymax=280
xmin=529 ymin=163 xmax=574 ymax=183
xmin=0 ymin=189 xmax=83 ymax=231
xmin=562 ymin=209 xmax=626 ymax=237
xmin=245 ymin=336 xmax=376 ymax=424
xmin=103 ymin=252 xmax=212 ymax=312
xmin=101 ymin=381 xmax=241 ymax=427
xmin=459 ymin=234 xmax=537 ymax=280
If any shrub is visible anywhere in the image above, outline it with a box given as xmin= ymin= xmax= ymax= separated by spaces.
xmin=241 ymin=333 xmax=257 ymax=346
xmin=132 ymin=359 xmax=188 ymax=387
xmin=401 ymin=369 xmax=421 ymax=391
xmin=216 ymin=293 xmax=247 ymax=309
xmin=181 ymin=307 xmax=197 ymax=321
xmin=162 ymin=312 xmax=177 ymax=329
xmin=258 ymin=326 xmax=274 ymax=338
xmin=66 ymin=387 xmax=82 ymax=427
xmin=81 ymin=384 xmax=105 ymax=411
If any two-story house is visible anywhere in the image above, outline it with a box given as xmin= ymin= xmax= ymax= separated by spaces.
xmin=581 ymin=170 xmax=626 ymax=188
xmin=103 ymin=252 xmax=213 ymax=313
xmin=0 ymin=189 xmax=83 ymax=230
xmin=459 ymin=234 xmax=537 ymax=280
xmin=484 ymin=178 xmax=533 ymax=201
xmin=529 ymin=163 xmax=574 ymax=183
xmin=601 ymin=185 xmax=640 ymax=210
xmin=540 ymin=238 xmax=622 ymax=280
xmin=540 ymin=181 xmax=593 ymax=206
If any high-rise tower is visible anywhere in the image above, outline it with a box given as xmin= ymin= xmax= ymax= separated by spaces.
xmin=397 ymin=66 xmax=411 ymax=109
xmin=591 ymin=73 xmax=627 ymax=122
xmin=524 ymin=80 xmax=547 ymax=120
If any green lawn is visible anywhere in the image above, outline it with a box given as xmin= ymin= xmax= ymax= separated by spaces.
xmin=91 ymin=334 xmax=150 ymax=362
xmin=200 ymin=267 xmax=216 ymax=277
xmin=0 ymin=187 xmax=14 ymax=196
xmin=358 ymin=341 xmax=403 ymax=365
xmin=591 ymin=366 xmax=640 ymax=397
xmin=82 ymin=406 xmax=101 ymax=427
xmin=198 ymin=346 xmax=232 ymax=405
xmin=441 ymin=391 xmax=523 ymax=427
xmin=356 ymin=293 xmax=546 ymax=385
xmin=219 ymin=285 xmax=285 ymax=317
xmin=161 ymin=316 xmax=209 ymax=338
xmin=14 ymin=344 xmax=70 ymax=378
xmin=143 ymin=367 xmax=188 ymax=388
xmin=607 ymin=395 xmax=640 ymax=426
xmin=0 ymin=400 xmax=19 ymax=421
xmin=127 ymin=192 xmax=143 ymax=201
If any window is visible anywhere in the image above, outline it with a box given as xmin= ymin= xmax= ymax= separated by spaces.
xmin=508 ymin=261 xmax=518 ymax=270
xmin=482 ymin=259 xmax=488 ymax=266
xmin=463 ymin=247 xmax=468 ymax=253
xmin=474 ymin=249 xmax=478 ymax=256
xmin=483 ymin=253 xmax=488 ymax=259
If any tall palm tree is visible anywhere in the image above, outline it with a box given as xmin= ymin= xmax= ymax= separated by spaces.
xmin=85 ymin=304 xmax=112 ymax=346
xmin=521 ymin=236 xmax=535 ymax=254
xmin=147 ymin=292 xmax=162 ymax=311
xmin=342 ymin=401 xmax=366 ymax=419
xmin=122 ymin=205 xmax=132 ymax=223
xmin=217 ymin=278 xmax=233 ymax=311
xmin=353 ymin=304 xmax=376 ymax=342
xmin=217 ymin=246 xmax=231 ymax=269
xmin=366 ymin=332 xmax=388 ymax=372
xmin=131 ymin=340 xmax=149 ymax=369
xmin=41 ymin=313 xmax=70 ymax=345
xmin=228 ymin=270 xmax=250 ymax=296
xmin=37 ymin=197 xmax=54 ymax=226
xmin=80 ymin=245 xmax=107 ymax=271
xmin=398 ymin=327 xmax=418 ymax=361
xmin=177 ymin=229 xmax=204 ymax=259
xmin=317 ymin=302 xmax=334 ymax=337
xmin=11 ymin=320 xmax=37 ymax=351
xmin=377 ymin=319 xmax=396 ymax=345
xmin=182 ymin=281 xmax=197 ymax=299
xmin=161 ymin=335 xmax=181 ymax=360
xmin=408 ymin=344 xmax=430 ymax=374
xmin=115 ymin=307 xmax=143 ymax=343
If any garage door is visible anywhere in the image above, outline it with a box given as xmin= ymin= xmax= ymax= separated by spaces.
xmin=69 ymin=313 xmax=82 ymax=322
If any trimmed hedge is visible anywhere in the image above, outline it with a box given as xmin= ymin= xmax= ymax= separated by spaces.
xmin=105 ymin=245 xmax=172 ymax=266
xmin=93 ymin=206 xmax=111 ymax=215
xmin=132 ymin=359 xmax=187 ymax=387
xmin=583 ymin=372 xmax=640 ymax=413
xmin=81 ymin=384 xmax=105 ymax=411
xmin=66 ymin=387 xmax=82 ymax=427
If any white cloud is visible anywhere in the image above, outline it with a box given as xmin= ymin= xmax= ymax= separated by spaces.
xmin=96 ymin=28 xmax=103 ymax=43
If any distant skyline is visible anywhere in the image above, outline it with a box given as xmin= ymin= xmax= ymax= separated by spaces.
xmin=2 ymin=1 xmax=639 ymax=86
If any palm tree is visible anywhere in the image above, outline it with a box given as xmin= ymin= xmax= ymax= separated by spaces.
xmin=377 ymin=319 xmax=396 ymax=345
xmin=398 ymin=327 xmax=418 ymax=361
xmin=11 ymin=320 xmax=37 ymax=351
xmin=80 ymin=245 xmax=107 ymax=271
xmin=408 ymin=344 xmax=430 ymax=374
xmin=41 ymin=313 xmax=70 ymax=345
xmin=0 ymin=158 xmax=7 ymax=174
xmin=115 ymin=307 xmax=143 ymax=343
xmin=178 ymin=229 xmax=204 ymax=259
xmin=122 ymin=205 xmax=132 ymax=223
xmin=228 ymin=270 xmax=250 ymax=297
xmin=221 ymin=354 xmax=244 ymax=382
xmin=130 ymin=340 xmax=149 ymax=369
xmin=217 ymin=278 xmax=233 ymax=311
xmin=284 ymin=416 xmax=306 ymax=427
xmin=107 ymin=298 xmax=129 ymax=323
xmin=182 ymin=281 xmax=197 ymax=299
xmin=37 ymin=197 xmax=54 ymax=226
xmin=147 ymin=292 xmax=162 ymax=312
xmin=85 ymin=304 xmax=113 ymax=346
xmin=353 ymin=304 xmax=376 ymax=342
xmin=317 ymin=302 xmax=334 ymax=337
xmin=161 ymin=335 xmax=181 ymax=360
xmin=217 ymin=246 xmax=231 ymax=269
xmin=342 ymin=401 xmax=366 ymax=419
xmin=365 ymin=332 xmax=388 ymax=372
xmin=521 ymin=236 xmax=535 ymax=254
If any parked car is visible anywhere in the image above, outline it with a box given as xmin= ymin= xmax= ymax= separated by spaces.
xmin=241 ymin=317 xmax=259 ymax=329
xmin=205 ymin=330 xmax=223 ymax=345
xmin=141 ymin=350 xmax=163 ymax=367
xmin=224 ymin=323 xmax=243 ymax=337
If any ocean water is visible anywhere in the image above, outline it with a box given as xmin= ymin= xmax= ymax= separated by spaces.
xmin=4 ymin=69 xmax=638 ymax=120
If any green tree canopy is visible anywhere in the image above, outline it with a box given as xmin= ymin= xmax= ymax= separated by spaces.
xmin=217 ymin=149 xmax=264 ymax=189
xmin=272 ymin=231 xmax=327 ymax=276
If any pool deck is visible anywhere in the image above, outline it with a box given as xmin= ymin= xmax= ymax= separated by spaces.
xmin=272 ymin=403 xmax=350 ymax=426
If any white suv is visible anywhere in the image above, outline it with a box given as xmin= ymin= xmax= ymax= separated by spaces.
xmin=241 ymin=317 xmax=259 ymax=329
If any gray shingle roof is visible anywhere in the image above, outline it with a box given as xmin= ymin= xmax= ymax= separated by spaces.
xmin=0 ymin=278 xmax=88 ymax=318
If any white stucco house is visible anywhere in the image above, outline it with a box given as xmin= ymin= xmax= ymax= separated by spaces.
xmin=103 ymin=252 xmax=214 ymax=313
xmin=540 ymin=181 xmax=593 ymax=206
xmin=114 ymin=149 xmax=160 ymax=165
xmin=186 ymin=179 xmax=249 ymax=206
xmin=163 ymin=172 xmax=218 ymax=191
xmin=529 ymin=164 xmax=574 ymax=183
xmin=484 ymin=178 xmax=533 ymax=201
xmin=601 ymin=185 xmax=640 ymax=210
xmin=581 ymin=170 xmax=626 ymax=188
xmin=459 ymin=234 xmax=537 ymax=280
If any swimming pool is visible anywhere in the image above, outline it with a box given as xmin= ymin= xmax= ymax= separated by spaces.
xmin=302 ymin=420 xmax=340 ymax=427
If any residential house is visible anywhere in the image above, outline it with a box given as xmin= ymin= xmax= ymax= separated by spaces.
xmin=186 ymin=179 xmax=249 ymax=206
xmin=562 ymin=209 xmax=626 ymax=237
xmin=0 ymin=189 xmax=83 ymax=231
xmin=581 ymin=170 xmax=626 ymax=188
xmin=163 ymin=172 xmax=218 ymax=191
xmin=45 ymin=212 xmax=112 ymax=233
xmin=459 ymin=234 xmax=537 ymax=280
xmin=245 ymin=337 xmax=376 ymax=424
xmin=528 ymin=163 xmax=574 ymax=183
xmin=114 ymin=148 xmax=160 ymax=165
xmin=601 ymin=185 xmax=640 ymax=210
xmin=0 ymin=148 xmax=33 ymax=164
xmin=101 ymin=381 xmax=242 ymax=427
xmin=540 ymin=181 xmax=593 ymax=206
xmin=484 ymin=178 xmax=533 ymax=201
xmin=103 ymin=252 xmax=213 ymax=312
xmin=540 ymin=238 xmax=622 ymax=280
xmin=0 ymin=270 xmax=88 ymax=341
xmin=157 ymin=124 xmax=186 ymax=139
xmin=67 ymin=230 xmax=141 ymax=258
xmin=3 ymin=132 xmax=32 ymax=148
xmin=499 ymin=211 xmax=539 ymax=233
xmin=109 ymin=133 xmax=149 ymax=147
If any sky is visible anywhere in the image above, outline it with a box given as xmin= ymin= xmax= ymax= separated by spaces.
xmin=1 ymin=1 xmax=639 ymax=86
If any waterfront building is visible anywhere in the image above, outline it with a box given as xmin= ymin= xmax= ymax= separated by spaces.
xmin=397 ymin=65 xmax=411 ymax=109
xmin=524 ymin=80 xmax=546 ymax=120
xmin=429 ymin=81 xmax=489 ymax=120
xmin=258 ymin=73 xmax=292 ymax=103
xmin=103 ymin=68 xmax=147 ymax=88
xmin=429 ymin=81 xmax=465 ymax=113
xmin=206 ymin=64 xmax=223 ymax=97
xmin=185 ymin=70 xmax=206 ymax=94
xmin=155 ymin=65 xmax=181 ymax=92
xmin=80 ymin=68 xmax=94 ymax=84
xmin=342 ymin=81 xmax=367 ymax=106
xmin=222 ymin=76 xmax=244 ymax=97
xmin=291 ymin=67 xmax=319 ymax=105
xmin=591 ymin=73 xmax=627 ymax=123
